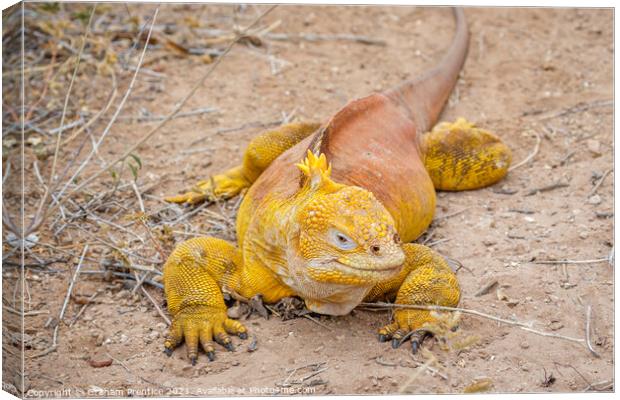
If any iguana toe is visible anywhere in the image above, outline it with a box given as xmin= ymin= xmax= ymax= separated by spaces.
xmin=410 ymin=330 xmax=431 ymax=354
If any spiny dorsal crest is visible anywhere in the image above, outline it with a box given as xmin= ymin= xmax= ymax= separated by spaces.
xmin=296 ymin=150 xmax=337 ymax=191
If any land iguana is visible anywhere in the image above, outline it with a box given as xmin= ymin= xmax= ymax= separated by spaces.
xmin=162 ymin=8 xmax=511 ymax=364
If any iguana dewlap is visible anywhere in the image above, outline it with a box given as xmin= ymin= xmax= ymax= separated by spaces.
xmin=162 ymin=8 xmax=511 ymax=364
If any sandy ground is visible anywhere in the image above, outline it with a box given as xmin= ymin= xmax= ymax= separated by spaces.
xmin=2 ymin=4 xmax=613 ymax=396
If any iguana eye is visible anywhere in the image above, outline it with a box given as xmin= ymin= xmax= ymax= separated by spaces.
xmin=328 ymin=229 xmax=357 ymax=250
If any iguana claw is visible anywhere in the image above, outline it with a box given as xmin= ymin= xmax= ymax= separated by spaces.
xmin=379 ymin=321 xmax=432 ymax=353
xmin=410 ymin=330 xmax=430 ymax=354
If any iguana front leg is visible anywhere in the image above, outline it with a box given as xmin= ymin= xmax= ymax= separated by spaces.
xmin=163 ymin=236 xmax=295 ymax=363
xmin=166 ymin=122 xmax=320 ymax=204
xmin=163 ymin=237 xmax=249 ymax=364
xmin=367 ymin=243 xmax=460 ymax=352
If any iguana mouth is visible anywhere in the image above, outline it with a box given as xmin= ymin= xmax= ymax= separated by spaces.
xmin=335 ymin=260 xmax=403 ymax=273
xmin=308 ymin=258 xmax=402 ymax=274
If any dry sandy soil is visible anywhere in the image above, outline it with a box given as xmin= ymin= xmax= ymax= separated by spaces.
xmin=2 ymin=3 xmax=614 ymax=397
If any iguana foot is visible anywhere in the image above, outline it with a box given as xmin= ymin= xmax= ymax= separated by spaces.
xmin=373 ymin=244 xmax=460 ymax=354
xmin=163 ymin=306 xmax=248 ymax=364
xmin=378 ymin=320 xmax=431 ymax=353
xmin=421 ymin=117 xmax=512 ymax=191
xmin=164 ymin=166 xmax=249 ymax=205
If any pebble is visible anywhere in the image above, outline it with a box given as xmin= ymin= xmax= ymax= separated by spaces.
xmin=146 ymin=330 xmax=160 ymax=342
xmin=227 ymin=303 xmax=249 ymax=319
xmin=519 ymin=341 xmax=530 ymax=349
xmin=588 ymin=195 xmax=602 ymax=205
xmin=586 ymin=139 xmax=602 ymax=156
xmin=89 ymin=357 xmax=113 ymax=368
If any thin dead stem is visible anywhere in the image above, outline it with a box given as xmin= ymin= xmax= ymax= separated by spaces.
xmin=509 ymin=130 xmax=541 ymax=171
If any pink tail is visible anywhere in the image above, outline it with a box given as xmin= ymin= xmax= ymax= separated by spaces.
xmin=384 ymin=8 xmax=469 ymax=133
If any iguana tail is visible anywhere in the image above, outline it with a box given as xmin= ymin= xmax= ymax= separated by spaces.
xmin=384 ymin=7 xmax=469 ymax=133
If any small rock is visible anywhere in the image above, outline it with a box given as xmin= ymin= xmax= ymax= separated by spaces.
xmin=227 ymin=303 xmax=249 ymax=319
xmin=155 ymin=322 xmax=167 ymax=331
xmin=588 ymin=195 xmax=602 ymax=205
xmin=314 ymin=345 xmax=324 ymax=353
xmin=147 ymin=330 xmax=160 ymax=342
xmin=579 ymin=231 xmax=588 ymax=240
xmin=89 ymin=357 xmax=113 ymax=368
xmin=586 ymin=139 xmax=602 ymax=156
xmin=520 ymin=341 xmax=530 ymax=349
xmin=548 ymin=320 xmax=564 ymax=331
xmin=232 ymin=360 xmax=240 ymax=366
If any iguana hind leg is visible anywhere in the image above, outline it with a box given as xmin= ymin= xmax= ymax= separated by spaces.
xmin=163 ymin=237 xmax=248 ymax=364
xmin=166 ymin=122 xmax=320 ymax=204
xmin=421 ymin=118 xmax=512 ymax=191
xmin=368 ymin=243 xmax=460 ymax=353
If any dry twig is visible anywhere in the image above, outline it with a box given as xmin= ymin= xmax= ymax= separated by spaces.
xmin=587 ymin=168 xmax=612 ymax=198
xmin=509 ymin=130 xmax=541 ymax=171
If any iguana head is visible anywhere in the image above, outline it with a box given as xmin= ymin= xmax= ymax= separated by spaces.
xmin=288 ymin=151 xmax=405 ymax=310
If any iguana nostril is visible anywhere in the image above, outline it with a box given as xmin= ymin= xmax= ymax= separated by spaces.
xmin=393 ymin=233 xmax=401 ymax=244
xmin=371 ymin=245 xmax=381 ymax=254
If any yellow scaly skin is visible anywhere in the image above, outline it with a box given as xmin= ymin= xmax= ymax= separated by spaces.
xmin=163 ymin=118 xmax=511 ymax=363
xmin=422 ymin=118 xmax=512 ymax=191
